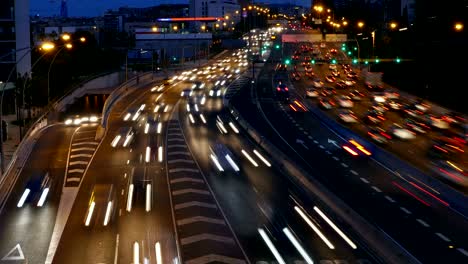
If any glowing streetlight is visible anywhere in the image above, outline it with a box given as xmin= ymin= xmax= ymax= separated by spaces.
xmin=79 ymin=37 xmax=86 ymax=42
xmin=454 ymin=22 xmax=464 ymax=31
xmin=225 ymin=15 xmax=229 ymax=20
xmin=152 ymin=26 xmax=158 ymax=32
xmin=358 ymin=22 xmax=364 ymax=28
xmin=248 ymin=6 xmax=252 ymax=10
xmin=65 ymin=43 xmax=73 ymax=49
xmin=343 ymin=21 xmax=348 ymax=26
xmin=327 ymin=9 xmax=331 ymax=13
xmin=41 ymin=42 xmax=55 ymax=51
xmin=201 ymin=25 xmax=206 ymax=31
xmin=173 ymin=25 xmax=178 ymax=31
xmin=390 ymin=22 xmax=397 ymax=29
xmin=61 ymin=34 xmax=71 ymax=41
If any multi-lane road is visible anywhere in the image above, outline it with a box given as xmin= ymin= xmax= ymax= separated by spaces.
xmin=0 ymin=29 xmax=466 ymax=264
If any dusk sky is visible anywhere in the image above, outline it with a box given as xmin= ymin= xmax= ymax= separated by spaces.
xmin=31 ymin=0 xmax=310 ymax=17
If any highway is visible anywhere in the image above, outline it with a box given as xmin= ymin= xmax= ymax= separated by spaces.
xmin=229 ymin=38 xmax=468 ymax=264
xmin=0 ymin=28 xmax=466 ymax=264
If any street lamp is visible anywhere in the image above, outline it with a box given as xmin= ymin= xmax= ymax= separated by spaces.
xmin=454 ymin=22 xmax=464 ymax=31
xmin=152 ymin=26 xmax=158 ymax=32
xmin=80 ymin=37 xmax=86 ymax=42
xmin=390 ymin=22 xmax=398 ymax=29
xmin=41 ymin=42 xmax=55 ymax=51
xmin=61 ymin=34 xmax=71 ymax=41
xmin=358 ymin=21 xmax=364 ymax=28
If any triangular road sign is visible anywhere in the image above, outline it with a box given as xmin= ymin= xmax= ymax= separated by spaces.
xmin=1 ymin=244 xmax=25 ymax=261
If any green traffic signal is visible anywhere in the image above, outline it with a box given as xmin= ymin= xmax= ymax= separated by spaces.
xmin=375 ymin=58 xmax=380 ymax=63
xmin=347 ymin=51 xmax=352 ymax=55
xmin=275 ymin=44 xmax=280 ymax=49
xmin=341 ymin=47 xmax=346 ymax=51
xmin=364 ymin=60 xmax=369 ymax=65
xmin=396 ymin=57 xmax=401 ymax=63
xmin=352 ymin=59 xmax=358 ymax=64
xmin=311 ymin=60 xmax=315 ymax=64
xmin=331 ymin=59 xmax=337 ymax=64
xmin=342 ymin=43 xmax=346 ymax=47
xmin=354 ymin=47 xmax=357 ymax=51
xmin=285 ymin=59 xmax=291 ymax=65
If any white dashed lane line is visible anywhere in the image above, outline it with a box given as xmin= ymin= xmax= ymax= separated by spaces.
xmin=360 ymin=178 xmax=370 ymax=184
xmin=319 ymin=145 xmax=325 ymax=149
xmin=435 ymin=233 xmax=451 ymax=242
xmin=350 ymin=170 xmax=358 ymax=175
xmin=313 ymin=140 xmax=318 ymax=144
xmin=325 ymin=151 xmax=331 ymax=155
xmin=416 ymin=219 xmax=430 ymax=227
xmin=385 ymin=196 xmax=396 ymax=203
xmin=332 ymin=156 xmax=339 ymax=161
xmin=308 ymin=136 xmax=313 ymax=139
xmin=371 ymin=186 xmax=382 ymax=193
xmin=400 ymin=207 xmax=412 ymax=214
xmin=341 ymin=163 xmax=348 ymax=168
xmin=304 ymin=131 xmax=308 ymax=135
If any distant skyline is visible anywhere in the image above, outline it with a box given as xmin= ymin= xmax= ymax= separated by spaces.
xmin=31 ymin=0 xmax=310 ymax=17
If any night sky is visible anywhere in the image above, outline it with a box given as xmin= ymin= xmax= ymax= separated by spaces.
xmin=31 ymin=0 xmax=311 ymax=17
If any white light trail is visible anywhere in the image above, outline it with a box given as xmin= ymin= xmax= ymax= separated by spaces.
xmin=217 ymin=121 xmax=228 ymax=134
xmin=103 ymin=201 xmax=113 ymax=226
xmin=155 ymin=242 xmax=162 ymax=264
xmin=163 ymin=105 xmax=169 ymax=113
xmin=228 ymin=122 xmax=239 ymax=134
xmin=283 ymin=227 xmax=314 ymax=264
xmin=225 ymin=154 xmax=240 ymax=171
xmin=253 ymin=149 xmax=271 ymax=167
xmin=17 ymin=189 xmax=30 ymax=208
xmin=146 ymin=184 xmax=152 ymax=212
xmin=200 ymin=96 xmax=206 ymax=105
xmin=158 ymin=146 xmax=163 ymax=162
xmin=241 ymin=150 xmax=258 ymax=167
xmin=194 ymin=104 xmax=199 ymax=112
xmin=210 ymin=154 xmax=224 ymax=171
xmin=189 ymin=114 xmax=195 ymax=124
xmin=133 ymin=242 xmax=140 ymax=264
xmin=294 ymin=206 xmax=335 ymax=249
xmin=126 ymin=184 xmax=134 ymax=212
xmin=37 ymin=188 xmax=50 ymax=207
xmin=157 ymin=122 xmax=162 ymax=134
xmin=123 ymin=135 xmax=133 ymax=147
xmin=314 ymin=206 xmax=357 ymax=249
xmin=186 ymin=104 xmax=191 ymax=112
xmin=258 ymin=228 xmax=286 ymax=264
xmin=124 ymin=113 xmax=131 ymax=121
xmin=200 ymin=114 xmax=207 ymax=124
xmin=154 ymin=105 xmax=160 ymax=113
xmin=144 ymin=123 xmax=149 ymax=134
xmin=132 ymin=111 xmax=140 ymax=121
xmin=85 ymin=201 xmax=96 ymax=226
xmin=145 ymin=146 xmax=151 ymax=163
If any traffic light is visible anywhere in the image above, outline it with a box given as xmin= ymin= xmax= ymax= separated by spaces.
xmin=354 ymin=47 xmax=357 ymax=51
xmin=285 ymin=59 xmax=291 ymax=65
xmin=395 ymin=57 xmax=401 ymax=63
xmin=331 ymin=59 xmax=337 ymax=64
xmin=275 ymin=44 xmax=280 ymax=49
xmin=352 ymin=58 xmax=358 ymax=64
xmin=347 ymin=51 xmax=352 ymax=55
xmin=364 ymin=60 xmax=369 ymax=65
xmin=375 ymin=58 xmax=380 ymax=63
xmin=311 ymin=59 xmax=315 ymax=64
xmin=341 ymin=46 xmax=346 ymax=51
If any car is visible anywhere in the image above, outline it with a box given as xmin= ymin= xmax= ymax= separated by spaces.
xmin=301 ymin=61 xmax=311 ymax=66
xmin=387 ymin=100 xmax=402 ymax=111
xmin=390 ymin=124 xmax=416 ymax=140
xmin=366 ymin=83 xmax=384 ymax=91
xmin=428 ymin=136 xmax=465 ymax=160
xmin=306 ymin=88 xmax=320 ymax=98
xmin=371 ymin=103 xmax=389 ymax=113
xmin=430 ymin=159 xmax=468 ymax=187
xmin=304 ymin=56 xmax=311 ymax=61
xmin=209 ymin=86 xmax=222 ymax=97
xmin=330 ymin=48 xmax=337 ymax=54
xmin=320 ymin=42 xmax=326 ymax=48
xmin=151 ymin=84 xmax=164 ymax=93
xmin=276 ymin=82 xmax=290 ymax=102
xmin=325 ymin=75 xmax=336 ymax=83
xmin=210 ymin=142 xmax=240 ymax=172
xmin=349 ymin=90 xmax=365 ymax=101
xmin=17 ymin=172 xmax=52 ymax=208
xmin=305 ymin=66 xmax=313 ymax=73
xmin=367 ymin=127 xmax=392 ymax=144
xmin=319 ymin=97 xmax=336 ymax=110
xmin=338 ymin=110 xmax=358 ymax=123
xmin=65 ymin=115 xmax=99 ymax=126
xmin=429 ymin=116 xmax=450 ymax=130
xmin=180 ymin=88 xmax=194 ymax=97
xmin=328 ymin=64 xmax=337 ymax=70
xmin=323 ymin=87 xmax=336 ymax=96
xmin=331 ymin=70 xmax=340 ymax=77
xmin=335 ymin=81 xmax=347 ymax=89
xmin=414 ymin=100 xmax=430 ymax=112
xmin=344 ymin=79 xmax=354 ymax=87
xmin=384 ymin=90 xmax=399 ymax=100
xmin=347 ymin=71 xmax=358 ymax=80
xmin=337 ymin=95 xmax=354 ymax=108
xmin=364 ymin=110 xmax=386 ymax=125
xmin=405 ymin=118 xmax=431 ymax=134
xmin=312 ymin=79 xmax=324 ymax=88
xmin=441 ymin=112 xmax=466 ymax=128
xmin=276 ymin=63 xmax=287 ymax=71
xmin=291 ymin=72 xmax=301 ymax=81
xmin=191 ymin=81 xmax=206 ymax=90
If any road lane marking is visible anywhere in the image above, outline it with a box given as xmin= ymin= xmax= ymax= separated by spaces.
xmin=72 ymin=141 xmax=98 ymax=147
xmin=258 ymin=228 xmax=286 ymax=264
xmin=69 ymin=154 xmax=92 ymax=158
xmin=172 ymin=188 xmax=210 ymax=196
xmin=174 ymin=201 xmax=217 ymax=210
xmin=168 ymin=151 xmax=191 ymax=156
xmin=308 ymin=136 xmax=313 ymax=139
xmin=313 ymin=140 xmax=318 ymax=144
xmin=371 ymin=186 xmax=382 ymax=193
xmin=360 ymin=178 xmax=370 ymax=184
xmin=283 ymin=228 xmax=314 ymax=264
xmin=1 ymin=244 xmax=25 ymax=261
xmin=168 ymin=159 xmax=194 ymax=164
xmin=180 ymin=234 xmax=235 ymax=245
xmin=66 ymin=177 xmax=81 ymax=182
xmin=350 ymin=170 xmax=359 ymax=175
xmin=332 ymin=156 xmax=339 ymax=161
xmin=325 ymin=151 xmax=331 ymax=155
xmin=170 ymin=177 xmax=203 ymax=184
xmin=341 ymin=163 xmax=348 ymax=168
xmin=319 ymin=145 xmax=325 ymax=149
xmin=303 ymin=131 xmax=308 ymax=135
xmin=400 ymin=207 xmax=412 ymax=214
xmin=435 ymin=233 xmax=451 ymax=242
xmin=69 ymin=161 xmax=88 ymax=166
xmin=295 ymin=206 xmax=335 ymax=249
xmin=385 ymin=196 xmax=396 ymax=203
xmin=168 ymin=144 xmax=188 ymax=148
xmin=68 ymin=169 xmax=85 ymax=174
xmin=169 ymin=168 xmax=199 ymax=173
xmin=177 ymin=216 xmax=225 ymax=226
xmin=184 ymin=254 xmax=246 ymax=264
xmin=70 ymin=147 xmax=96 ymax=152
xmin=313 ymin=206 xmax=357 ymax=249
xmin=416 ymin=219 xmax=430 ymax=227
xmin=168 ymin=138 xmax=184 ymax=142
xmin=113 ymin=234 xmax=119 ymax=264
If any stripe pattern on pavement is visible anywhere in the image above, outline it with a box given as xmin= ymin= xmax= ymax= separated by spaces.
xmin=166 ymin=120 xmax=247 ymax=264
xmin=65 ymin=126 xmax=99 ymax=187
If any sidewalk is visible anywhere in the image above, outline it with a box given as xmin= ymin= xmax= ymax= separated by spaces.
xmin=2 ymin=115 xmax=22 ymax=170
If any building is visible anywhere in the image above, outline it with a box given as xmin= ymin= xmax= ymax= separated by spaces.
xmin=189 ymin=0 xmax=240 ymax=28
xmin=0 ymin=0 xmax=31 ymax=90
